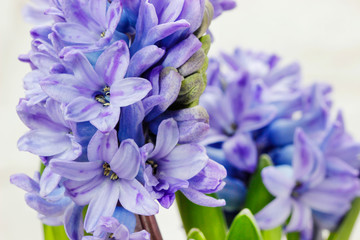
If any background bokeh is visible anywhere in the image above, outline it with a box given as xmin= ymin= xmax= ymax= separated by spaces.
xmin=1 ymin=0 xmax=360 ymax=239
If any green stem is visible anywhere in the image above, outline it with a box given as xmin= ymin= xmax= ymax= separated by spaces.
xmin=328 ymin=197 xmax=360 ymax=240
xmin=176 ymin=192 xmax=227 ymax=240
xmin=43 ymin=225 xmax=69 ymax=240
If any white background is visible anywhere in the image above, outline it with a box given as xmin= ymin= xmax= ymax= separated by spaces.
xmin=1 ymin=0 xmax=360 ymax=239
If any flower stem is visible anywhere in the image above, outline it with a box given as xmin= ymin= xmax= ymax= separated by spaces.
xmin=136 ymin=215 xmax=163 ymax=240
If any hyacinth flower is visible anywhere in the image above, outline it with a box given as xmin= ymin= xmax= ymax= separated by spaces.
xmin=23 ymin=0 xmax=62 ymax=25
xmin=10 ymin=172 xmax=73 ymax=226
xmin=320 ymin=111 xmax=360 ymax=176
xmin=142 ymin=118 xmax=226 ymax=208
xmin=10 ymin=172 xmax=85 ymax=240
xmin=49 ymin=129 xmax=159 ymax=232
xmin=129 ymin=0 xmax=191 ymax=54
xmin=41 ymin=41 xmax=152 ymax=133
xmin=200 ymin=74 xmax=278 ymax=172
xmin=255 ymin=129 xmax=360 ymax=239
xmin=265 ymin=83 xmax=331 ymax=148
xmin=200 ymin=48 xmax=303 ymax=174
xmin=209 ymin=0 xmax=236 ymax=19
xmin=82 ymin=216 xmax=150 ymax=240
xmin=17 ymin=98 xmax=81 ymax=164
xmin=52 ymin=0 xmax=126 ymax=54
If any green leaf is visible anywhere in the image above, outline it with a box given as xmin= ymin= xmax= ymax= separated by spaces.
xmin=226 ymin=208 xmax=263 ymax=240
xmin=176 ymin=192 xmax=227 ymax=240
xmin=244 ymin=155 xmax=283 ymax=240
xmin=287 ymin=232 xmax=300 ymax=240
xmin=187 ymin=228 xmax=207 ymax=240
xmin=40 ymin=162 xmax=46 ymax=174
xmin=262 ymin=227 xmax=283 ymax=240
xmin=43 ymin=224 xmax=69 ymax=240
xmin=328 ymin=197 xmax=360 ymax=240
xmin=244 ymin=154 xmax=274 ymax=213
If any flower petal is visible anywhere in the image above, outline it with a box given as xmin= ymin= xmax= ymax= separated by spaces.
xmin=110 ymin=77 xmax=152 ymax=107
xmin=188 ymin=159 xmax=227 ymax=194
xmin=261 ymin=165 xmax=295 ymax=198
xmin=255 ymin=197 xmax=292 ymax=230
xmin=127 ymin=45 xmax=165 ymax=77
xmin=25 ymin=193 xmax=71 ymax=216
xmin=39 ymin=167 xmax=62 ymax=197
xmin=50 ymin=160 xmax=103 ymax=181
xmin=110 ymin=139 xmax=141 ymax=180
xmin=118 ymin=102 xmax=145 ymax=146
xmin=149 ymin=118 xmax=179 ymax=159
xmin=89 ymin=0 xmax=107 ymax=27
xmin=150 ymin=0 xmax=184 ymax=23
xmin=300 ymin=176 xmax=359 ymax=214
xmin=53 ymin=22 xmax=98 ymax=44
xmin=286 ymin=201 xmax=312 ymax=233
xmin=10 ymin=173 xmax=40 ymax=193
xmin=95 ymin=41 xmax=129 ymax=86
xmin=293 ymin=128 xmax=325 ymax=186
xmin=63 ymin=175 xmax=103 ymax=206
xmin=180 ymin=188 xmax=226 ymax=207
xmin=88 ymin=129 xmax=118 ymax=162
xmin=64 ymin=204 xmax=84 ymax=240
xmin=106 ymin=0 xmax=122 ymax=32
xmin=84 ymin=180 xmax=120 ymax=232
xmin=90 ymin=107 xmax=120 ymax=133
xmin=158 ymin=144 xmax=208 ymax=180
xmin=223 ymin=133 xmax=258 ymax=173
xmin=145 ymin=20 xmax=190 ymax=46
xmin=239 ymin=105 xmax=278 ymax=132
xmin=65 ymin=97 xmax=102 ymax=123
xmin=18 ymin=130 xmax=70 ymax=156
xmin=146 ymin=68 xmax=183 ymax=121
xmin=63 ymin=51 xmax=103 ymax=89
xmin=162 ymin=34 xmax=202 ymax=68
xmin=41 ymin=74 xmax=83 ymax=104
xmin=119 ymin=179 xmax=159 ymax=215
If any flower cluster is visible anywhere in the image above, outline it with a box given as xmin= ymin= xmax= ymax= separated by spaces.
xmin=200 ymin=48 xmax=360 ymax=239
xmin=13 ymin=0 xmax=228 ymax=239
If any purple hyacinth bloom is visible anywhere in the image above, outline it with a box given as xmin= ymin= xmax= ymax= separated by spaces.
xmin=83 ymin=216 xmax=150 ymax=240
xmin=200 ymin=75 xmax=277 ymax=172
xmin=255 ymin=129 xmax=360 ymax=239
xmin=320 ymin=111 xmax=360 ymax=176
xmin=209 ymin=0 xmax=236 ymax=19
xmin=129 ymin=0 xmax=191 ymax=54
xmin=41 ymin=41 xmax=152 ymax=133
xmin=22 ymin=27 xmax=69 ymax=105
xmin=17 ymin=98 xmax=81 ymax=164
xmin=10 ymin=172 xmax=73 ymax=226
xmin=266 ymin=83 xmax=331 ymax=147
xmin=142 ymin=118 xmax=225 ymax=208
xmin=52 ymin=0 xmax=124 ymax=54
xmin=23 ymin=0 xmax=62 ymax=25
xmin=50 ymin=129 xmax=159 ymax=232
xmin=148 ymin=105 xmax=210 ymax=144
xmin=11 ymin=171 xmax=85 ymax=240
xmin=143 ymin=66 xmax=183 ymax=121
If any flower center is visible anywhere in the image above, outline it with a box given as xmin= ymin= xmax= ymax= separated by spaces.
xmin=107 ymin=233 xmax=115 ymax=239
xmin=223 ymin=123 xmax=238 ymax=136
xmin=146 ymin=160 xmax=158 ymax=175
xmin=291 ymin=182 xmax=303 ymax=199
xmin=100 ymin=31 xmax=106 ymax=38
xmin=103 ymin=162 xmax=119 ymax=181
xmin=95 ymin=86 xmax=111 ymax=107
